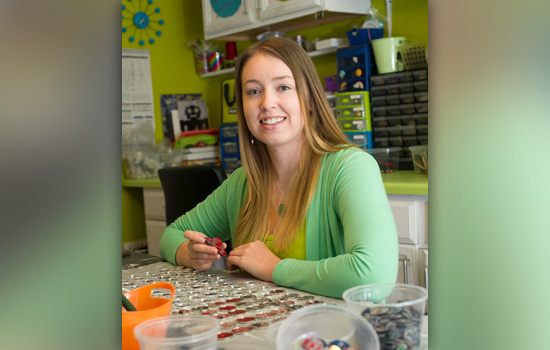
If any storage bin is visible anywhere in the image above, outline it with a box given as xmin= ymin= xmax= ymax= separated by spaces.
xmin=400 ymin=115 xmax=416 ymax=125
xmin=371 ymin=96 xmax=387 ymax=107
xmin=374 ymin=137 xmax=390 ymax=148
xmin=414 ymin=91 xmax=428 ymax=102
xmin=372 ymin=106 xmax=387 ymax=117
xmin=387 ymin=116 xmax=403 ymax=126
xmin=389 ymin=136 xmax=404 ymax=146
xmin=325 ymin=93 xmax=336 ymax=108
xmin=383 ymin=72 xmax=400 ymax=84
xmin=400 ymin=103 xmax=416 ymax=114
xmin=374 ymin=126 xmax=389 ymax=137
xmin=412 ymin=68 xmax=428 ymax=81
xmin=383 ymin=83 xmax=400 ymax=95
xmin=402 ymin=124 xmax=417 ymax=135
xmin=370 ymin=75 xmax=385 ymax=86
xmin=338 ymin=118 xmax=370 ymax=132
xmin=415 ymin=102 xmax=428 ymax=113
xmin=402 ymin=135 xmax=418 ymax=146
xmin=398 ymin=71 xmax=415 ymax=82
xmin=370 ymin=85 xmax=386 ymax=96
xmin=387 ymin=105 xmax=401 ymax=115
xmin=387 ymin=125 xmax=402 ymax=136
xmin=335 ymin=91 xmax=369 ymax=107
xmin=398 ymin=82 xmax=415 ymax=93
xmin=222 ymin=141 xmax=238 ymax=155
xmin=400 ymin=93 xmax=415 ymax=104
xmin=220 ymin=124 xmax=238 ymax=139
xmin=344 ymin=131 xmax=373 ymax=149
xmin=386 ymin=94 xmax=401 ymax=105
xmin=223 ymin=157 xmax=241 ymax=171
xmin=416 ymin=124 xmax=428 ymax=135
xmin=415 ymin=113 xmax=428 ymax=124
xmin=367 ymin=147 xmax=401 ymax=173
xmin=336 ymin=106 xmax=367 ymax=119
xmin=414 ymin=80 xmax=428 ymax=91
xmin=372 ymin=116 xmax=388 ymax=127
xmin=346 ymin=28 xmax=384 ymax=45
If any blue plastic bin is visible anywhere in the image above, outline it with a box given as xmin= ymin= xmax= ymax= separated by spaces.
xmin=346 ymin=28 xmax=384 ymax=46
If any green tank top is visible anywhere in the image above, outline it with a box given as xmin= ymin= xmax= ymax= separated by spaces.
xmin=264 ymin=223 xmax=306 ymax=260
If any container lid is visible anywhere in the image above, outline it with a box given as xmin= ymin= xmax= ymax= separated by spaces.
xmin=409 ymin=145 xmax=428 ymax=152
xmin=367 ymin=147 xmax=401 ymax=154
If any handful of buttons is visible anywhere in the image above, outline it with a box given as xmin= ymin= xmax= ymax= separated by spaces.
xmin=204 ymin=237 xmax=226 ymax=257
xmin=299 ymin=337 xmax=358 ymax=350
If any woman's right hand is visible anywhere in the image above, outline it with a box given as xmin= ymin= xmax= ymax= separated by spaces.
xmin=176 ymin=230 xmax=226 ymax=271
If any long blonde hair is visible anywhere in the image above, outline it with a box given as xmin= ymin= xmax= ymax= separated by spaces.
xmin=233 ymin=37 xmax=354 ymax=251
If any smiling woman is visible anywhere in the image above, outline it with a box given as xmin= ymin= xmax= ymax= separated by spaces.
xmin=159 ymin=37 xmax=399 ymax=298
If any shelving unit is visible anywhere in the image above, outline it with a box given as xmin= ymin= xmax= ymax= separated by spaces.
xmin=199 ymin=46 xmax=340 ymax=78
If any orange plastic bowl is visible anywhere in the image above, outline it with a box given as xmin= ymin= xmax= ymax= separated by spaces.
xmin=122 ymin=282 xmax=175 ymax=350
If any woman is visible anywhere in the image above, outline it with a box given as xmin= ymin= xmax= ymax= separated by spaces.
xmin=160 ymin=37 xmax=398 ymax=298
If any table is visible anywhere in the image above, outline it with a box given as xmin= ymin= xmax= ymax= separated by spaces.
xmin=122 ymin=253 xmax=428 ymax=348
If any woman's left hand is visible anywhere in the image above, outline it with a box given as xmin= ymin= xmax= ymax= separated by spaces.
xmin=226 ymin=240 xmax=281 ymax=282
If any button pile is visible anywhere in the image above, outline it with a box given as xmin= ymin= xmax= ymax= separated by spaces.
xmin=361 ymin=305 xmax=423 ymax=350
xmin=122 ymin=263 xmax=336 ymax=342
xmin=297 ymin=337 xmax=358 ymax=350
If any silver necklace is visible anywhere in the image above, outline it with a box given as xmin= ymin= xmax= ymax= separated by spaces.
xmin=275 ymin=179 xmax=287 ymax=216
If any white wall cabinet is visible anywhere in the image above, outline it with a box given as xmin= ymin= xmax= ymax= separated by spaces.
xmin=201 ymin=0 xmax=370 ymax=41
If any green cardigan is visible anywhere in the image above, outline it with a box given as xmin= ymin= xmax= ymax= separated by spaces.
xmin=160 ymin=147 xmax=398 ymax=298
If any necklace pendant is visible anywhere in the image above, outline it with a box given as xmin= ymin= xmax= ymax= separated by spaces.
xmin=278 ymin=204 xmax=287 ymax=216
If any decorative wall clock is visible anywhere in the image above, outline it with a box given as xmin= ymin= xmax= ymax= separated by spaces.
xmin=122 ymin=0 xmax=164 ymax=46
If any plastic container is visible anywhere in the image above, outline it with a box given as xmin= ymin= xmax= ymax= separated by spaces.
xmin=409 ymin=144 xmax=428 ymax=175
xmin=134 ymin=315 xmax=220 ymax=350
xmin=324 ymin=75 xmax=338 ymax=92
xmin=122 ymin=283 xmax=175 ymax=350
xmin=343 ymin=284 xmax=428 ymax=350
xmin=367 ymin=147 xmax=401 ymax=173
xmin=347 ymin=28 xmax=384 ymax=45
xmin=275 ymin=304 xmax=379 ymax=350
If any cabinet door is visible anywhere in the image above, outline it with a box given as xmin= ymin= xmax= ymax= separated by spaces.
xmin=143 ymin=187 xmax=166 ymax=221
xmin=257 ymin=0 xmax=321 ymax=22
xmin=145 ymin=219 xmax=166 ymax=257
xmin=202 ymin=0 xmax=256 ymax=37
xmin=389 ymin=199 xmax=418 ymax=245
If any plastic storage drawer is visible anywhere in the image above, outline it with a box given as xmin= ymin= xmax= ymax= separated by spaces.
xmin=222 ymin=141 xmax=238 ymax=155
xmin=336 ymin=106 xmax=368 ymax=119
xmin=374 ymin=137 xmax=390 ymax=148
xmin=372 ymin=116 xmax=388 ymax=127
xmin=220 ymin=124 xmax=238 ymax=140
xmin=335 ymin=92 xmax=369 ymax=107
xmin=415 ymin=113 xmax=428 ymax=124
xmin=344 ymin=131 xmax=373 ymax=149
xmin=338 ymin=118 xmax=371 ymax=132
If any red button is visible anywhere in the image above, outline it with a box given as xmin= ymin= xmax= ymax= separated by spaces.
xmin=232 ymin=326 xmax=252 ymax=334
xmin=228 ymin=309 xmax=246 ymax=316
xmin=217 ymin=332 xmax=234 ymax=339
xmin=219 ymin=305 xmax=236 ymax=311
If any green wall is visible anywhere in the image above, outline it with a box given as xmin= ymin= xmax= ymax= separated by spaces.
xmin=121 ymin=0 xmax=428 ymax=246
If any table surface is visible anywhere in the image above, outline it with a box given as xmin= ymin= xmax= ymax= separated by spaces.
xmin=122 ymin=253 xmax=428 ymax=349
